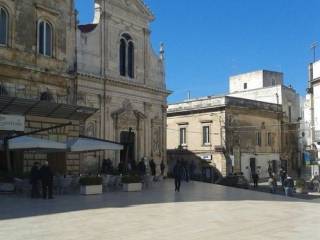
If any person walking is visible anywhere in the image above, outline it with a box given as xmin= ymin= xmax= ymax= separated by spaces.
xmin=283 ymin=176 xmax=294 ymax=197
xmin=173 ymin=161 xmax=183 ymax=192
xmin=149 ymin=159 xmax=156 ymax=177
xmin=268 ymin=174 xmax=277 ymax=194
xmin=137 ymin=158 xmax=146 ymax=176
xmin=160 ymin=160 xmax=165 ymax=176
xmin=280 ymin=168 xmax=287 ymax=188
xmin=40 ymin=161 xmax=54 ymax=199
xmin=30 ymin=162 xmax=40 ymax=198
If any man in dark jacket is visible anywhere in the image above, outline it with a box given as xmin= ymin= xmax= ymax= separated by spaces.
xmin=137 ymin=158 xmax=146 ymax=176
xmin=149 ymin=159 xmax=156 ymax=176
xmin=173 ymin=161 xmax=184 ymax=192
xmin=30 ymin=162 xmax=40 ymax=198
xmin=160 ymin=160 xmax=165 ymax=176
xmin=40 ymin=161 xmax=54 ymax=199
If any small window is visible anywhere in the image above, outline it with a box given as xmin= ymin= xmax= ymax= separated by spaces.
xmin=256 ymin=132 xmax=261 ymax=146
xmin=288 ymin=106 xmax=292 ymax=122
xmin=180 ymin=128 xmax=186 ymax=145
xmin=203 ymin=126 xmax=210 ymax=145
xmin=119 ymin=39 xmax=126 ymax=76
xmin=267 ymin=132 xmax=272 ymax=146
xmin=0 ymin=6 xmax=8 ymax=46
xmin=119 ymin=33 xmax=134 ymax=79
xmin=37 ymin=20 xmax=53 ymax=57
xmin=244 ymin=83 xmax=247 ymax=89
xmin=271 ymin=79 xmax=276 ymax=86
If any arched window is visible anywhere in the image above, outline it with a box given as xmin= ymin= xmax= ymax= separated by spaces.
xmin=119 ymin=33 xmax=134 ymax=79
xmin=0 ymin=6 xmax=8 ymax=46
xmin=37 ymin=20 xmax=52 ymax=57
xmin=119 ymin=39 xmax=126 ymax=76
xmin=128 ymin=41 xmax=134 ymax=78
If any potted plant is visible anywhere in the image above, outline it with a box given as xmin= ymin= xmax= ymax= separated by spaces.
xmin=295 ymin=179 xmax=306 ymax=194
xmin=122 ymin=175 xmax=142 ymax=192
xmin=79 ymin=176 xmax=103 ymax=195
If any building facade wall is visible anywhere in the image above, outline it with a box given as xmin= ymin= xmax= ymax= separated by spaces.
xmin=0 ymin=0 xmax=84 ymax=175
xmin=229 ymin=70 xmax=283 ymax=94
xmin=76 ymin=0 xmax=169 ymax=172
xmin=167 ymin=96 xmax=287 ymax=179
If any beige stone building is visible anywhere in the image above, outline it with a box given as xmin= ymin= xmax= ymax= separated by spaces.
xmin=75 ymin=0 xmax=169 ymax=171
xmin=167 ymin=95 xmax=298 ymax=180
xmin=0 ymin=0 xmax=168 ymax=174
xmin=0 ymin=0 xmax=91 ymax=174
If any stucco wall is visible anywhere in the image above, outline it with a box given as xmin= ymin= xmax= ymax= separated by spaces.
xmin=229 ymin=70 xmax=283 ymax=93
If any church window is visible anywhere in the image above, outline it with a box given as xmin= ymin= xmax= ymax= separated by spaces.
xmin=0 ymin=6 xmax=8 ymax=46
xmin=37 ymin=20 xmax=53 ymax=57
xmin=119 ymin=33 xmax=134 ymax=79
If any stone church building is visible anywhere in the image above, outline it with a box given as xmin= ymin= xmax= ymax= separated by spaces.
xmin=76 ymin=0 xmax=169 ymax=171
xmin=0 ymin=0 xmax=169 ymax=174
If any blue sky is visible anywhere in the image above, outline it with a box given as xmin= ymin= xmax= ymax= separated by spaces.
xmin=75 ymin=0 xmax=320 ymax=103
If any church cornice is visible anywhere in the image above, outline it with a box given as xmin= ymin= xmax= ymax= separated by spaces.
xmin=77 ymin=72 xmax=171 ymax=96
xmin=109 ymin=0 xmax=155 ymax=22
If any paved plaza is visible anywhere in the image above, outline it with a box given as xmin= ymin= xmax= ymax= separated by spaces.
xmin=0 ymin=180 xmax=319 ymax=240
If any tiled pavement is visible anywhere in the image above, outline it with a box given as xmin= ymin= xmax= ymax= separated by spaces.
xmin=0 ymin=180 xmax=319 ymax=240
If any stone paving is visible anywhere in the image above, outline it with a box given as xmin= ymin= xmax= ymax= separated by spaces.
xmin=0 ymin=180 xmax=320 ymax=240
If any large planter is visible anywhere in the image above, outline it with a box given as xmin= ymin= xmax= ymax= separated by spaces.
xmin=123 ymin=183 xmax=142 ymax=192
xmin=295 ymin=187 xmax=306 ymax=194
xmin=80 ymin=185 xmax=103 ymax=195
xmin=0 ymin=182 xmax=15 ymax=192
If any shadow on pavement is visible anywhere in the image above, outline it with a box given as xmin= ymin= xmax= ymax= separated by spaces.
xmin=0 ymin=180 xmax=318 ymax=221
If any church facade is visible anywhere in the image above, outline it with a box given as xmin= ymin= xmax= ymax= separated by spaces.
xmin=76 ymin=0 xmax=170 ymax=171
xmin=0 ymin=0 xmax=169 ymax=174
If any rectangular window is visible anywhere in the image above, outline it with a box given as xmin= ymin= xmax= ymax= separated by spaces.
xmin=244 ymin=83 xmax=247 ymax=89
xmin=288 ymin=106 xmax=292 ymax=122
xmin=203 ymin=126 xmax=210 ymax=145
xmin=256 ymin=132 xmax=261 ymax=146
xmin=45 ymin=23 xmax=52 ymax=56
xmin=267 ymin=132 xmax=272 ymax=146
xmin=0 ymin=8 xmax=7 ymax=45
xmin=180 ymin=128 xmax=186 ymax=145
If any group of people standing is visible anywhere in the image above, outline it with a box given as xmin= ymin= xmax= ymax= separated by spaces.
xmin=30 ymin=161 xmax=54 ymax=199
xmin=268 ymin=168 xmax=294 ymax=196
xmin=102 ymin=158 xmax=167 ymax=178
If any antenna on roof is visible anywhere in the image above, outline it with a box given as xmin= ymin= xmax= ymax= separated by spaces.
xmin=188 ymin=91 xmax=191 ymax=100
xmin=311 ymin=42 xmax=318 ymax=63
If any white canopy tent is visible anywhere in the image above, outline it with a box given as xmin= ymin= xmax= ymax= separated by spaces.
xmin=6 ymin=136 xmax=67 ymax=151
xmin=67 ymin=137 xmax=123 ymax=152
xmin=0 ymin=136 xmax=123 ymax=152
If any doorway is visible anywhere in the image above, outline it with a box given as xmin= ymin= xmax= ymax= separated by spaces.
xmin=120 ymin=131 xmax=135 ymax=166
xmin=250 ymin=158 xmax=256 ymax=174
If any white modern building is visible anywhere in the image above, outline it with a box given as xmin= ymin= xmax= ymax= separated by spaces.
xmin=228 ymin=70 xmax=301 ymax=124
xmin=306 ymin=60 xmax=320 ymax=164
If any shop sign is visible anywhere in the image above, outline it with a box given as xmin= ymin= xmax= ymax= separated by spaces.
xmin=200 ymin=155 xmax=212 ymax=161
xmin=0 ymin=114 xmax=25 ymax=131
